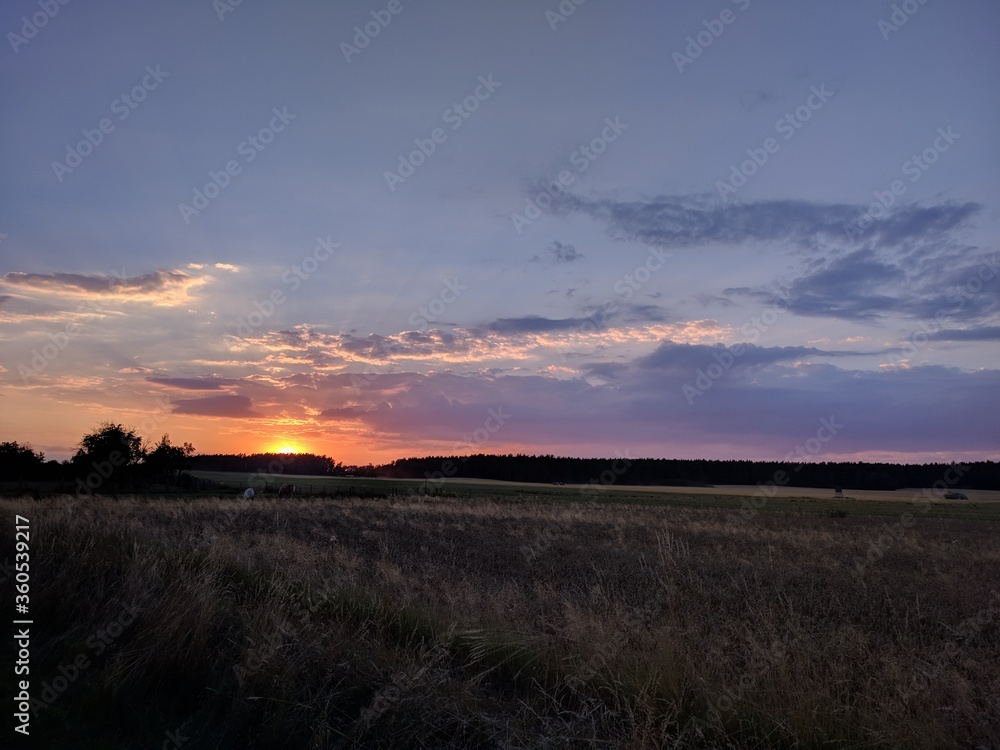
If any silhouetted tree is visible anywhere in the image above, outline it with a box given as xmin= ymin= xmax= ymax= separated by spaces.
xmin=143 ymin=434 xmax=195 ymax=487
xmin=0 ymin=441 xmax=45 ymax=483
xmin=72 ymin=423 xmax=145 ymax=494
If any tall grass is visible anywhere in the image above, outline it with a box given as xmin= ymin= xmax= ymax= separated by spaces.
xmin=2 ymin=494 xmax=998 ymax=748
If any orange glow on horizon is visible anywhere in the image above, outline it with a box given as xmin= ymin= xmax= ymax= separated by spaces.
xmin=267 ymin=442 xmax=303 ymax=455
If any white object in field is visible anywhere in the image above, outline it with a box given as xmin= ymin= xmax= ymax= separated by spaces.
xmin=243 ymin=488 xmax=255 ymax=500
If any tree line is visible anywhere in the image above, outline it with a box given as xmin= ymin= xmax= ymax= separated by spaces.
xmin=1 ymin=423 xmax=195 ymax=494
xmin=3 ymin=427 xmax=997 ymax=492
xmin=379 ymin=453 xmax=1000 ymax=490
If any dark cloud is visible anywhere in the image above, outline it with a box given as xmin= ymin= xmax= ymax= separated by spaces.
xmin=334 ymin=330 xmax=468 ymax=360
xmin=1 ymin=270 xmax=193 ymax=295
xmin=734 ymin=248 xmax=999 ymax=323
xmin=695 ymin=293 xmax=737 ymax=308
xmin=337 ymin=332 xmax=408 ymax=359
xmin=864 ymin=203 xmax=980 ymax=248
xmin=550 ymin=193 xmax=979 ymax=253
xmin=635 ymin=340 xmax=873 ymax=372
xmin=620 ymin=303 xmax=671 ymax=323
xmin=485 ymin=316 xmax=591 ymax=334
xmin=534 ymin=191 xmax=990 ymax=325
xmin=930 ymin=326 xmax=1000 ymax=341
xmin=546 ymin=241 xmax=583 ymax=263
xmin=148 ymin=377 xmax=234 ymax=390
xmin=171 ymin=395 xmax=259 ymax=418
xmin=530 ymin=240 xmax=584 ymax=265
xmin=480 ymin=307 xmax=668 ymax=335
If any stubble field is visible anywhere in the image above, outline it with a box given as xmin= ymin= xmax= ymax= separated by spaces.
xmin=3 ymin=492 xmax=998 ymax=749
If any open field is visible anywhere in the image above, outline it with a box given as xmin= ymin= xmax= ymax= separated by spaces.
xmin=4 ymin=492 xmax=998 ymax=749
xmin=190 ymin=470 xmax=1000 ymax=521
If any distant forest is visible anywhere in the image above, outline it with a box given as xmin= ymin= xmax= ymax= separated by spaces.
xmin=191 ymin=453 xmax=343 ymax=477
xmin=194 ymin=452 xmax=1000 ymax=491
xmin=378 ymin=454 xmax=999 ymax=491
xmin=3 ymin=437 xmax=997 ymax=490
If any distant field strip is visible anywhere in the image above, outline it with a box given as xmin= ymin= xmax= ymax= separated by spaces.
xmin=190 ymin=470 xmax=1000 ymax=521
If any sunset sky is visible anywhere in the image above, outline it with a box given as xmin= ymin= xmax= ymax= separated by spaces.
xmin=1 ymin=0 xmax=998 ymax=465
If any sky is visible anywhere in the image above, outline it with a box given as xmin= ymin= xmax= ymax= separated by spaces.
xmin=1 ymin=0 xmax=998 ymax=465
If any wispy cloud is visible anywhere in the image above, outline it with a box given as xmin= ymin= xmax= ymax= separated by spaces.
xmin=147 ymin=377 xmax=238 ymax=391
xmin=172 ymin=394 xmax=259 ymax=418
xmin=550 ymin=193 xmax=980 ymax=253
xmin=930 ymin=326 xmax=1000 ymax=341
xmin=635 ymin=340 xmax=880 ymax=372
xmin=730 ymin=248 xmax=998 ymax=323
xmin=1 ymin=269 xmax=205 ymax=306
xmin=531 ymin=240 xmax=584 ymax=264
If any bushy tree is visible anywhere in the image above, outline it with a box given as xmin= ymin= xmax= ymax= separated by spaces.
xmin=72 ymin=423 xmax=145 ymax=494
xmin=0 ymin=441 xmax=45 ymax=482
xmin=143 ymin=434 xmax=195 ymax=486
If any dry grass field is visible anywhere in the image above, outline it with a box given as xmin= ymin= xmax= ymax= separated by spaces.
xmin=3 ymin=493 xmax=999 ymax=749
